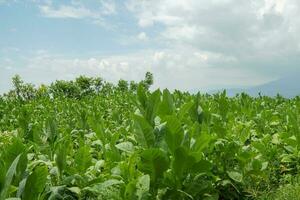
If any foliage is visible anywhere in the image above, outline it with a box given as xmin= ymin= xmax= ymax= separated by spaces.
xmin=0 ymin=73 xmax=300 ymax=199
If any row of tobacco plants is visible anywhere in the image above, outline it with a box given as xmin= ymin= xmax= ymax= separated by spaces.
xmin=1 ymin=74 xmax=300 ymax=199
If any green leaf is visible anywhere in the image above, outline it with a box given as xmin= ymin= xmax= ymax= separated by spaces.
xmin=178 ymin=101 xmax=194 ymax=120
xmin=124 ymin=181 xmax=137 ymax=200
xmin=271 ymin=133 xmax=281 ymax=144
xmin=133 ymin=115 xmax=155 ymax=148
xmin=99 ymin=179 xmax=123 ymax=188
xmin=136 ymin=175 xmax=150 ymax=200
xmin=139 ymin=148 xmax=169 ymax=182
xmin=261 ymin=162 xmax=268 ymax=170
xmin=55 ymin=142 xmax=68 ymax=178
xmin=192 ymin=130 xmax=211 ymax=156
xmin=227 ymin=171 xmax=243 ymax=183
xmin=68 ymin=187 xmax=81 ymax=195
xmin=0 ymin=155 xmax=21 ymax=200
xmin=45 ymin=116 xmax=57 ymax=145
xmin=252 ymin=159 xmax=262 ymax=171
xmin=158 ymin=89 xmax=174 ymax=116
xmin=145 ymin=89 xmax=161 ymax=124
xmin=16 ymin=178 xmax=26 ymax=198
xmin=137 ymin=84 xmax=147 ymax=110
xmin=15 ymin=153 xmax=27 ymax=183
xmin=191 ymin=160 xmax=212 ymax=174
xmin=203 ymin=193 xmax=219 ymax=200
xmin=189 ymin=95 xmax=204 ymax=123
xmin=1 ymin=138 xmax=25 ymax=168
xmin=88 ymin=116 xmax=107 ymax=143
xmin=22 ymin=165 xmax=48 ymax=200
xmin=0 ymin=161 xmax=6 ymax=193
xmin=115 ymin=142 xmax=134 ymax=153
xmin=1 ymin=138 xmax=28 ymax=184
xmin=75 ymin=145 xmax=92 ymax=173
xmin=164 ymin=116 xmax=184 ymax=153
xmin=87 ymin=179 xmax=124 ymax=193
xmin=172 ymin=147 xmax=196 ymax=179
xmin=173 ymin=147 xmax=188 ymax=179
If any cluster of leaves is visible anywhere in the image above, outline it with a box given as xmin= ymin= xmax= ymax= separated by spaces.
xmin=4 ymin=72 xmax=153 ymax=101
xmin=0 ymin=74 xmax=300 ymax=199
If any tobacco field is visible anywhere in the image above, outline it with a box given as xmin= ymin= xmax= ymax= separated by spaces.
xmin=1 ymin=74 xmax=300 ymax=200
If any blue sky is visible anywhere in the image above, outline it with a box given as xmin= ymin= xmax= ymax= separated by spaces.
xmin=1 ymin=0 xmax=300 ymax=93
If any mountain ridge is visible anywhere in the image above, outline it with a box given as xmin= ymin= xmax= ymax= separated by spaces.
xmin=211 ymin=74 xmax=300 ymax=97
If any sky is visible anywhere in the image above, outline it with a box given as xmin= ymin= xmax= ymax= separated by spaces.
xmin=1 ymin=0 xmax=300 ymax=93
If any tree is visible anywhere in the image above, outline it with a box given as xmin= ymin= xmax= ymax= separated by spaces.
xmin=144 ymin=72 xmax=153 ymax=88
xmin=49 ymin=80 xmax=79 ymax=98
xmin=118 ymin=79 xmax=129 ymax=91
xmin=11 ymin=75 xmax=36 ymax=100
xmin=130 ymin=81 xmax=138 ymax=91
xmin=75 ymin=76 xmax=93 ymax=96
xmin=93 ymin=77 xmax=103 ymax=93
xmin=12 ymin=75 xmax=23 ymax=99
xmin=140 ymin=72 xmax=154 ymax=90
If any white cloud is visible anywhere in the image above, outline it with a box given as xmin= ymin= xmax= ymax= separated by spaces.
xmin=137 ymin=32 xmax=148 ymax=41
xmin=100 ymin=0 xmax=116 ymax=15
xmin=126 ymin=0 xmax=300 ymax=78
xmin=0 ymin=48 xmax=273 ymax=94
xmin=38 ymin=0 xmax=117 ymax=19
xmin=39 ymin=5 xmax=100 ymax=19
xmin=2 ymin=0 xmax=300 ymax=93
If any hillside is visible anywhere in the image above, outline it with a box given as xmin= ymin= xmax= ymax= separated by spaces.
xmin=223 ymin=74 xmax=300 ymax=97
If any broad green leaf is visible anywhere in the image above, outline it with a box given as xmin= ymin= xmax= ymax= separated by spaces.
xmin=75 ymin=145 xmax=92 ymax=173
xmin=227 ymin=171 xmax=243 ymax=183
xmin=1 ymin=138 xmax=25 ymax=168
xmin=0 ymin=161 xmax=6 ymax=193
xmin=133 ymin=115 xmax=155 ymax=148
xmin=68 ymin=187 xmax=81 ymax=195
xmin=191 ymin=160 xmax=212 ymax=174
xmin=0 ymin=155 xmax=21 ymax=200
xmin=15 ymin=153 xmax=27 ymax=183
xmin=136 ymin=175 xmax=150 ymax=200
xmin=271 ymin=133 xmax=280 ymax=144
xmin=178 ymin=101 xmax=194 ymax=120
xmin=203 ymin=193 xmax=219 ymax=200
xmin=139 ymin=148 xmax=169 ymax=182
xmin=125 ymin=181 xmax=137 ymax=200
xmin=172 ymin=147 xmax=196 ymax=179
xmin=137 ymin=84 xmax=147 ymax=110
xmin=55 ymin=142 xmax=67 ymax=178
xmin=192 ymin=130 xmax=211 ymax=156
xmin=22 ymin=165 xmax=48 ymax=200
xmin=16 ymin=178 xmax=26 ymax=198
xmin=164 ymin=116 xmax=184 ymax=153
xmin=145 ymin=89 xmax=161 ymax=124
xmin=88 ymin=116 xmax=107 ymax=143
xmin=261 ymin=162 xmax=268 ymax=171
xmin=115 ymin=141 xmax=134 ymax=153
xmin=45 ymin=116 xmax=57 ymax=145
xmin=158 ymin=89 xmax=174 ymax=116
xmin=87 ymin=179 xmax=124 ymax=193
xmin=252 ymin=159 xmax=262 ymax=171
xmin=190 ymin=94 xmax=204 ymax=123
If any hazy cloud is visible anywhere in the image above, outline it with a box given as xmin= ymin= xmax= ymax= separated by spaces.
xmin=1 ymin=0 xmax=300 ymax=93
xmin=0 ymin=49 xmax=273 ymax=93
xmin=137 ymin=32 xmax=148 ymax=41
xmin=38 ymin=0 xmax=116 ymax=19
xmin=127 ymin=0 xmax=300 ymax=77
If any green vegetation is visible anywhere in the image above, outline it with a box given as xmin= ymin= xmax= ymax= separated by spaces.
xmin=1 ymin=73 xmax=300 ymax=199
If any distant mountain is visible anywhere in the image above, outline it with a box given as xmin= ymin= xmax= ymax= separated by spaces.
xmin=214 ymin=74 xmax=300 ymax=98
